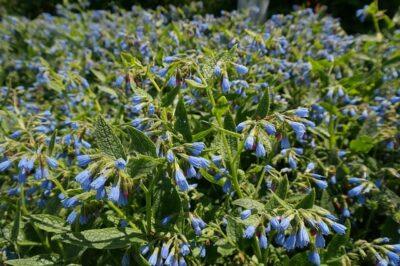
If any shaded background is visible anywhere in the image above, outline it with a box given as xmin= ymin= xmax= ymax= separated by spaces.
xmin=0 ymin=0 xmax=399 ymax=33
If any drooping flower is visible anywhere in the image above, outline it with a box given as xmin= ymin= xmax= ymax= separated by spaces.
xmin=243 ymin=225 xmax=256 ymax=239
xmin=188 ymin=156 xmax=210 ymax=169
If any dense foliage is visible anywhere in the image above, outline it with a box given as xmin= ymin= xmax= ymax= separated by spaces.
xmin=0 ymin=2 xmax=400 ymax=265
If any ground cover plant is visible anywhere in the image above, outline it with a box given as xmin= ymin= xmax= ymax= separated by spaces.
xmin=0 ymin=1 xmax=400 ymax=265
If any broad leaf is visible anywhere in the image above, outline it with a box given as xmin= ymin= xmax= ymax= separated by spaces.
xmin=125 ymin=126 xmax=157 ymax=157
xmin=174 ymin=97 xmax=192 ymax=141
xmin=93 ymin=116 xmax=126 ymax=159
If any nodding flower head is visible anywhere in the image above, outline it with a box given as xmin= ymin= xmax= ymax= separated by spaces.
xmin=115 ymin=158 xmax=127 ymax=170
xmin=108 ymin=183 xmax=127 ymax=206
xmin=264 ymin=123 xmax=276 ymax=135
xmin=243 ymin=225 xmax=256 ymax=239
xmin=235 ymin=64 xmax=248 ymax=75
xmin=295 ymin=107 xmax=309 ymax=118
xmin=222 ymin=76 xmax=230 ymax=93
xmin=188 ymin=142 xmax=205 ymax=156
xmin=240 ymin=209 xmax=251 ymax=220
xmin=76 ymin=155 xmax=91 ymax=167
xmin=175 ymin=166 xmax=189 ymax=191
xmin=0 ymin=160 xmax=12 ymax=172
xmin=308 ymin=250 xmax=321 ymax=265
xmin=166 ymin=150 xmax=175 ymax=163
xmin=245 ymin=135 xmax=255 ymax=150
xmin=188 ymin=156 xmax=210 ymax=169
xmin=46 ymin=157 xmax=58 ymax=169
xmin=296 ymin=225 xmax=310 ymax=248
xmin=255 ymin=142 xmax=266 ymax=157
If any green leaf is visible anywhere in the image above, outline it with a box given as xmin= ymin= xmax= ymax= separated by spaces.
xmin=287 ymin=252 xmax=310 ymax=265
xmin=325 ymin=220 xmax=351 ymax=259
xmin=90 ymin=69 xmax=107 ymax=83
xmin=152 ymin=177 xmax=182 ymax=223
xmin=192 ymin=128 xmax=214 ymax=141
xmin=5 ymin=255 xmax=59 ymax=266
xmin=128 ymin=155 xmax=165 ymax=177
xmin=30 ymin=214 xmax=68 ymax=234
xmin=213 ymin=96 xmax=230 ymax=118
xmin=349 ymin=135 xmax=375 ymax=153
xmin=296 ymin=189 xmax=315 ymax=209
xmin=93 ymin=116 xmax=126 ymax=159
xmin=174 ymin=97 xmax=192 ymax=142
xmin=226 ymin=216 xmax=242 ymax=244
xmin=185 ymin=78 xmax=206 ymax=88
xmin=125 ymin=126 xmax=157 ymax=157
xmin=276 ymin=176 xmax=289 ymax=199
xmin=97 ymin=85 xmax=118 ymax=97
xmin=161 ymin=86 xmax=180 ymax=107
xmin=11 ymin=207 xmax=20 ymax=242
xmin=52 ymin=227 xmax=144 ymax=249
xmin=217 ymin=241 xmax=236 ymax=256
xmin=254 ymin=87 xmax=270 ymax=119
xmin=232 ymin=198 xmax=265 ymax=212
xmin=224 ymin=113 xmax=237 ymax=153
xmin=47 ymin=129 xmax=57 ymax=156
xmin=120 ymin=52 xmax=143 ymax=68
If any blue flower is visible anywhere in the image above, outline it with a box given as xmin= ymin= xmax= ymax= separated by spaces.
xmin=76 ymin=155 xmax=91 ymax=167
xmin=275 ymin=233 xmax=285 ymax=246
xmin=243 ymin=225 xmax=256 ymax=239
xmin=115 ymin=158 xmax=127 ymax=170
xmin=109 ymin=184 xmax=127 ymax=206
xmin=270 ymin=217 xmax=280 ymax=230
xmin=66 ymin=210 xmax=78 ymax=224
xmin=295 ymin=107 xmax=309 ymax=118
xmin=62 ymin=196 xmax=79 ymax=208
xmin=178 ymin=256 xmax=187 ymax=266
xmin=46 ymin=157 xmax=58 ymax=169
xmin=288 ymin=155 xmax=297 ymax=169
xmin=186 ymin=165 xmax=197 ymax=178
xmin=284 ymin=233 xmax=296 ymax=250
xmin=387 ymin=251 xmax=400 ymax=264
xmin=331 ymin=222 xmax=346 ymax=235
xmin=214 ymin=65 xmax=222 ymax=76
xmin=140 ymin=245 xmax=150 ymax=255
xmin=289 ymin=121 xmax=306 ymax=140
xmin=236 ymin=121 xmax=247 ymax=132
xmin=18 ymin=157 xmax=35 ymax=171
xmin=259 ymin=233 xmax=268 ymax=249
xmin=296 ymin=225 xmax=310 ymax=248
xmin=342 ymin=208 xmax=350 ymax=218
xmin=244 ymin=135 xmax=255 ymax=150
xmin=281 ymin=137 xmax=290 ymax=149
xmin=240 ymin=209 xmax=251 ymax=220
xmin=34 ymin=167 xmax=49 ymax=180
xmin=189 ymin=142 xmax=205 ymax=156
xmin=315 ymin=234 xmax=325 ymax=248
xmin=91 ymin=175 xmax=107 ymax=190
xmin=199 ymin=245 xmax=206 ymax=257
xmin=167 ymin=76 xmax=177 ymax=87
xmin=235 ymin=64 xmax=248 ymax=75
xmin=314 ymin=179 xmax=328 ymax=189
xmin=279 ymin=217 xmax=291 ymax=231
xmin=180 ymin=243 xmax=190 ymax=256
xmin=0 ymin=160 xmax=12 ymax=172
xmin=166 ymin=150 xmax=175 ymax=163
xmin=318 ymin=221 xmax=330 ymax=235
xmin=308 ymin=250 xmax=320 ymax=265
xmin=222 ymin=180 xmax=232 ymax=193
xmin=175 ymin=167 xmax=189 ymax=191
xmin=264 ymin=123 xmax=276 ymax=135
xmin=188 ymin=156 xmax=210 ymax=169
xmin=115 ymin=76 xmax=124 ymax=87
xmin=75 ymin=170 xmax=91 ymax=190
xmin=255 ymin=142 xmax=266 ymax=157
xmin=10 ymin=130 xmax=22 ymax=139
xmin=348 ymin=184 xmax=364 ymax=197
xmin=148 ymin=248 xmax=159 ymax=266
xmin=161 ymin=242 xmax=172 ymax=259
xmin=222 ymin=76 xmax=230 ymax=93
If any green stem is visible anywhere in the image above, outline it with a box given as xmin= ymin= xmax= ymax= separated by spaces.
xmin=106 ymin=201 xmax=137 ymax=230
xmin=252 ymin=236 xmax=262 ymax=261
xmin=140 ymin=183 xmax=152 ymax=235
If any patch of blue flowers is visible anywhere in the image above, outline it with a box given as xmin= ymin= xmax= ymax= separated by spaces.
xmin=0 ymin=1 xmax=399 ymax=265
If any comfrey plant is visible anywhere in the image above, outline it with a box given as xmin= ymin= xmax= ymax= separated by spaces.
xmin=0 ymin=1 xmax=399 ymax=265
